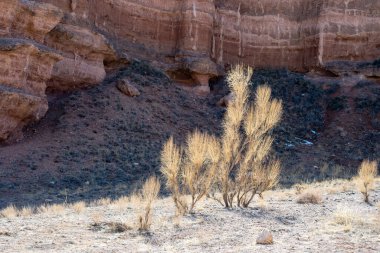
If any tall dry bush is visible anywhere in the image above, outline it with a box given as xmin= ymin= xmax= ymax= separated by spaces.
xmin=161 ymin=65 xmax=283 ymax=211
xmin=214 ymin=65 xmax=282 ymax=207
xmin=138 ymin=176 xmax=160 ymax=231
xmin=356 ymin=160 xmax=378 ymax=203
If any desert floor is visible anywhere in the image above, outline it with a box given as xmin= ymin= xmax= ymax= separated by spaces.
xmin=1 ymin=179 xmax=379 ymax=253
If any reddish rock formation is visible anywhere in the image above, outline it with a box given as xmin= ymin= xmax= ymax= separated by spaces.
xmin=45 ymin=24 xmax=116 ymax=91
xmin=36 ymin=0 xmax=380 ymax=73
xmin=0 ymin=39 xmax=61 ymax=142
xmin=0 ymin=0 xmax=115 ymax=142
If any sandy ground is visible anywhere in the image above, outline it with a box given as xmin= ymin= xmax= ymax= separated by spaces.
xmin=0 ymin=180 xmax=379 ymax=253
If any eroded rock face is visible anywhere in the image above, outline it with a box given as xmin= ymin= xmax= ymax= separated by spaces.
xmin=45 ymin=24 xmax=115 ymax=91
xmin=0 ymin=39 xmax=61 ymax=142
xmin=0 ymin=0 xmax=63 ymax=42
xmin=0 ymin=0 xmax=115 ymax=142
xmin=36 ymin=0 xmax=380 ymax=72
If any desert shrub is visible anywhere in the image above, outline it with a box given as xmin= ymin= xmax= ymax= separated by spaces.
xmin=161 ymin=65 xmax=282 ymax=210
xmin=355 ymin=160 xmax=378 ymax=203
xmin=161 ymin=132 xmax=220 ymax=214
xmin=138 ymin=176 xmax=160 ymax=231
xmin=296 ymin=190 xmax=323 ymax=204
xmin=214 ymin=66 xmax=282 ymax=208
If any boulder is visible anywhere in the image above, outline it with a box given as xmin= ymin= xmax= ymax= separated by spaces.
xmin=256 ymin=229 xmax=273 ymax=245
xmin=116 ymin=79 xmax=140 ymax=97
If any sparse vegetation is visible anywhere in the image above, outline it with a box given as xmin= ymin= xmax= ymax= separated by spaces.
xmin=18 ymin=206 xmax=33 ymax=217
xmin=333 ymin=205 xmax=359 ymax=231
xmin=355 ymin=160 xmax=378 ymax=203
xmin=296 ymin=190 xmax=323 ymax=204
xmin=138 ymin=176 xmax=160 ymax=231
xmin=37 ymin=204 xmax=66 ymax=215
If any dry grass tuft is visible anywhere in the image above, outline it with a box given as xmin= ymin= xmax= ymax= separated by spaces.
xmin=37 ymin=204 xmax=66 ymax=215
xmin=0 ymin=205 xmax=18 ymax=218
xmin=333 ymin=205 xmax=359 ymax=231
xmin=95 ymin=197 xmax=112 ymax=206
xmin=296 ymin=190 xmax=323 ymax=204
xmin=71 ymin=201 xmax=86 ymax=214
xmin=138 ymin=176 xmax=160 ymax=231
xmin=18 ymin=206 xmax=33 ymax=217
xmin=91 ymin=212 xmax=104 ymax=226
xmin=355 ymin=160 xmax=378 ymax=203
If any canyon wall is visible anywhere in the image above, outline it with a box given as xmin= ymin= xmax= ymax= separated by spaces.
xmin=36 ymin=0 xmax=380 ymax=72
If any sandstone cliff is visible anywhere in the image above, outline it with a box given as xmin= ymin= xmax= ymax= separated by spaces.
xmin=0 ymin=0 xmax=115 ymax=142
xmin=37 ymin=0 xmax=380 ymax=72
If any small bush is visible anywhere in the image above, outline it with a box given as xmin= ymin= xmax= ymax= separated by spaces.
xmin=138 ymin=176 xmax=160 ymax=231
xmin=296 ymin=190 xmax=323 ymax=204
xmin=355 ymin=160 xmax=378 ymax=203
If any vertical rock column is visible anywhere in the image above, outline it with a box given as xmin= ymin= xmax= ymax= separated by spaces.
xmin=176 ymin=0 xmax=220 ymax=94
